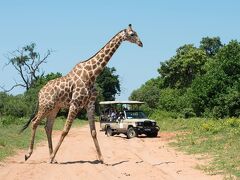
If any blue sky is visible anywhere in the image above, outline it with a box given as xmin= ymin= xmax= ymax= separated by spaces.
xmin=0 ymin=1 xmax=240 ymax=100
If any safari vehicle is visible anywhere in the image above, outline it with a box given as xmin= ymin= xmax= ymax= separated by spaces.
xmin=99 ymin=101 xmax=160 ymax=139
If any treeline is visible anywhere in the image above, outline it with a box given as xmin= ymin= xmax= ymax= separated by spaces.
xmin=130 ymin=37 xmax=240 ymax=118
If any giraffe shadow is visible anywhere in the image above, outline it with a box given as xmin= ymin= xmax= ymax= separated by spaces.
xmin=105 ymin=160 xmax=129 ymax=166
xmin=59 ymin=160 xmax=129 ymax=166
xmin=59 ymin=160 xmax=102 ymax=165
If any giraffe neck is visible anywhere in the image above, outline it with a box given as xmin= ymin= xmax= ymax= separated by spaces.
xmin=70 ymin=30 xmax=125 ymax=84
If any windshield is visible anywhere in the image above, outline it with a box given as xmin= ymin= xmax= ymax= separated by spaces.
xmin=125 ymin=111 xmax=147 ymax=119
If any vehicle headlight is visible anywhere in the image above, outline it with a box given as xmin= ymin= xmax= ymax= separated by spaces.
xmin=136 ymin=122 xmax=143 ymax=126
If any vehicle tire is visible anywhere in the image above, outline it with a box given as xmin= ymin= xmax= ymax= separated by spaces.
xmin=106 ymin=127 xmax=113 ymax=137
xmin=147 ymin=132 xmax=158 ymax=137
xmin=127 ymin=127 xmax=137 ymax=139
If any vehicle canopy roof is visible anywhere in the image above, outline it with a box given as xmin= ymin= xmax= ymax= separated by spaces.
xmin=99 ymin=101 xmax=144 ymax=105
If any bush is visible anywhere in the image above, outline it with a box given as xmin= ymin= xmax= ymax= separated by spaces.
xmin=138 ymin=104 xmax=154 ymax=116
xmin=157 ymin=88 xmax=192 ymax=116
xmin=150 ymin=109 xmax=180 ymax=120
xmin=201 ymin=120 xmax=222 ymax=134
xmin=1 ymin=94 xmax=30 ymax=117
xmin=0 ymin=116 xmax=26 ymax=126
xmin=129 ymin=78 xmax=163 ymax=109
xmin=224 ymin=118 xmax=240 ymax=128
xmin=183 ymin=108 xmax=196 ymax=118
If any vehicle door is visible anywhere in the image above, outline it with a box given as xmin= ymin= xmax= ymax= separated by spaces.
xmin=115 ymin=119 xmax=125 ymax=132
xmin=116 ymin=111 xmax=128 ymax=132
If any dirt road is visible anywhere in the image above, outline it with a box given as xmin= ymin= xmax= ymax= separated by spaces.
xmin=0 ymin=123 xmax=222 ymax=180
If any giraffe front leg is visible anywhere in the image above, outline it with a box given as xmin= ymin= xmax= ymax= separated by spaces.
xmin=45 ymin=119 xmax=54 ymax=156
xmin=87 ymin=96 xmax=104 ymax=163
xmin=45 ymin=108 xmax=58 ymax=158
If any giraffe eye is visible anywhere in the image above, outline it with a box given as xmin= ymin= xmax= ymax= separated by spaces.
xmin=130 ymin=33 xmax=135 ymax=37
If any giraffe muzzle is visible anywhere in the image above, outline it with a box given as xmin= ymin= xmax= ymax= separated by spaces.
xmin=137 ymin=41 xmax=143 ymax=47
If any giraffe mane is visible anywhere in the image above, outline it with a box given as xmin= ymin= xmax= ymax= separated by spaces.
xmin=79 ymin=30 xmax=124 ymax=63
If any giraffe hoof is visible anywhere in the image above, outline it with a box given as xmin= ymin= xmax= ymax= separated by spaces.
xmin=99 ymin=160 xmax=104 ymax=164
xmin=48 ymin=159 xmax=58 ymax=164
xmin=25 ymin=155 xmax=29 ymax=161
xmin=99 ymin=157 xmax=104 ymax=164
xmin=52 ymin=160 xmax=58 ymax=164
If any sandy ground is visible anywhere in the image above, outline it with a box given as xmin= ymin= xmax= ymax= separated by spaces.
xmin=0 ymin=123 xmax=223 ymax=180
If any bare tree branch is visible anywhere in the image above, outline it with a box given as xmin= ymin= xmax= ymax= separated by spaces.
xmin=0 ymin=83 xmax=26 ymax=93
xmin=3 ymin=43 xmax=52 ymax=92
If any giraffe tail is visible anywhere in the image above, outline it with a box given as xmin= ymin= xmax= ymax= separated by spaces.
xmin=19 ymin=102 xmax=39 ymax=134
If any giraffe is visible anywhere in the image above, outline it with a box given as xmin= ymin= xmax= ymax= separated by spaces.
xmin=21 ymin=24 xmax=143 ymax=163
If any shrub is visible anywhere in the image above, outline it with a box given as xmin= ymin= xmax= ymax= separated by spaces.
xmin=2 ymin=94 xmax=30 ymax=117
xmin=0 ymin=116 xmax=26 ymax=126
xmin=224 ymin=118 xmax=240 ymax=128
xmin=183 ymin=108 xmax=196 ymax=118
xmin=150 ymin=109 xmax=180 ymax=120
xmin=200 ymin=120 xmax=223 ymax=134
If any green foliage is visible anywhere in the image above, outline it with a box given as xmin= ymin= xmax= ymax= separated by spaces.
xmin=0 ymin=116 xmax=26 ymax=126
xmin=129 ymin=77 xmax=162 ymax=109
xmin=182 ymin=108 xmax=196 ymax=118
xmin=200 ymin=36 xmax=222 ymax=56
xmin=0 ymin=93 xmax=29 ymax=117
xmin=200 ymin=120 xmax=224 ymax=134
xmin=190 ymin=40 xmax=240 ymax=118
xmin=158 ymin=44 xmax=208 ymax=88
xmin=0 ymin=92 xmax=8 ymax=116
xmin=158 ymin=88 xmax=190 ymax=112
xmin=150 ymin=109 xmax=181 ymax=122
xmin=96 ymin=67 xmax=120 ymax=101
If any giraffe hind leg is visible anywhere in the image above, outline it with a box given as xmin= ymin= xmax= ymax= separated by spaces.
xmin=25 ymin=112 xmax=46 ymax=161
xmin=87 ymin=97 xmax=104 ymax=163
xmin=49 ymin=104 xmax=79 ymax=163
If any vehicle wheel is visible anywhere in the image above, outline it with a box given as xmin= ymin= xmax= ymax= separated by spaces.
xmin=127 ymin=127 xmax=137 ymax=139
xmin=106 ymin=127 xmax=113 ymax=137
xmin=147 ymin=132 xmax=158 ymax=137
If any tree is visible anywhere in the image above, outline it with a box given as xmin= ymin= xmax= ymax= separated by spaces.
xmin=190 ymin=40 xmax=240 ymax=118
xmin=2 ymin=43 xmax=52 ymax=92
xmin=96 ymin=67 xmax=121 ymax=101
xmin=200 ymin=37 xmax=223 ymax=56
xmin=158 ymin=44 xmax=208 ymax=88
xmin=129 ymin=78 xmax=162 ymax=109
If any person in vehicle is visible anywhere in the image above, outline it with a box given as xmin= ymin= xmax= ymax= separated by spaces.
xmin=118 ymin=112 xmax=124 ymax=120
xmin=110 ymin=108 xmax=117 ymax=121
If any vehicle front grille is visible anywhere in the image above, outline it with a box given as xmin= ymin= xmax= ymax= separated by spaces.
xmin=143 ymin=121 xmax=153 ymax=127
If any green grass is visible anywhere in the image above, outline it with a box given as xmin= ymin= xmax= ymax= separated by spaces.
xmin=151 ymin=110 xmax=240 ymax=178
xmin=0 ymin=116 xmax=87 ymax=161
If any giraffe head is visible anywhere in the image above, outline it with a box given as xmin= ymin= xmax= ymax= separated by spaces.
xmin=123 ymin=24 xmax=143 ymax=47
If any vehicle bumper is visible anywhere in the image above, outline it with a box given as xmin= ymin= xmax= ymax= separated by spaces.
xmin=135 ymin=126 xmax=160 ymax=134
